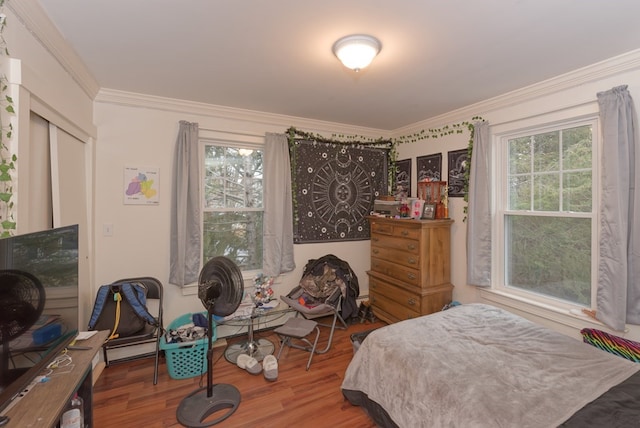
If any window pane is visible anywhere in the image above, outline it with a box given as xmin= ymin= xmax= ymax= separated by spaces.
xmin=533 ymin=131 xmax=559 ymax=173
xmin=203 ymin=211 xmax=263 ymax=270
xmin=508 ymin=137 xmax=531 ymax=175
xmin=204 ymin=146 xmax=263 ymax=209
xmin=562 ymin=125 xmax=592 ymax=170
xmin=563 ymin=171 xmax=592 ymax=212
xmin=505 ymin=215 xmax=591 ymax=306
xmin=508 ymin=175 xmax=531 ymax=210
xmin=533 ymin=173 xmax=559 ymax=211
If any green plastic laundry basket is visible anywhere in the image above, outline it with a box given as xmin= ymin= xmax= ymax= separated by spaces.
xmin=160 ymin=312 xmax=217 ymax=379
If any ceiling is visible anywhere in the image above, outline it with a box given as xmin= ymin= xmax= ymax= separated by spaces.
xmin=36 ymin=0 xmax=640 ymax=130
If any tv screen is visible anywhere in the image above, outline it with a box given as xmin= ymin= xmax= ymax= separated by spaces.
xmin=0 ymin=225 xmax=79 ymax=415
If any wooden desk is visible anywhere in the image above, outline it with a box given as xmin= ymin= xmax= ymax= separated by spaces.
xmin=4 ymin=330 xmax=108 ymax=427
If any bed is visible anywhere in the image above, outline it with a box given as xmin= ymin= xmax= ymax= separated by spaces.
xmin=341 ymin=303 xmax=640 ymax=427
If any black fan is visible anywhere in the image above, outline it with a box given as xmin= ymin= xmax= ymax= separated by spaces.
xmin=0 ymin=270 xmax=45 ymax=384
xmin=176 ymin=256 xmax=244 ymax=427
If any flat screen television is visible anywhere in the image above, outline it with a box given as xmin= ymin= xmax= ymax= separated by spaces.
xmin=0 ymin=224 xmax=79 ymax=416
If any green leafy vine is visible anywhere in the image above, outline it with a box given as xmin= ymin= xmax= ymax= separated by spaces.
xmin=0 ymin=0 xmax=17 ymax=236
xmin=286 ymin=116 xmax=484 ymax=201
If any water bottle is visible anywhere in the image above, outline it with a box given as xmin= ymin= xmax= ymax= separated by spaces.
xmin=60 ymin=393 xmax=84 ymax=428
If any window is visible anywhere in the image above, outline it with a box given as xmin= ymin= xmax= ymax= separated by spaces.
xmin=496 ymin=119 xmax=597 ymax=308
xmin=202 ymin=143 xmax=263 ymax=271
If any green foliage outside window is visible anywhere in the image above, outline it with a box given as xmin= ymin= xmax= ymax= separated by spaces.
xmin=203 ymin=145 xmax=263 ymax=270
xmin=505 ymin=124 xmax=593 ymax=306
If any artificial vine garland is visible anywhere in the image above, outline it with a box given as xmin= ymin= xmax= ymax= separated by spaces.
xmin=286 ymin=115 xmax=484 ymax=203
xmin=0 ymin=0 xmax=17 ymax=236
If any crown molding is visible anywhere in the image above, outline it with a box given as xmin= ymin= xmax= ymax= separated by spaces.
xmin=394 ymin=48 xmax=640 ymax=136
xmin=95 ymin=88 xmax=390 ymax=138
xmin=7 ymin=0 xmax=100 ymax=100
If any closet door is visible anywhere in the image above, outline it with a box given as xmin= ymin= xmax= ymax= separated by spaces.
xmin=49 ymin=124 xmax=91 ymax=325
xmin=28 ymin=112 xmax=53 ymax=231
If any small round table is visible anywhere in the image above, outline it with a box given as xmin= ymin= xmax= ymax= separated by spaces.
xmin=220 ymin=301 xmax=291 ymax=364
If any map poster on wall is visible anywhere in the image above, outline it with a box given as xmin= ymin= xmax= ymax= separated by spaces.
xmin=123 ymin=166 xmax=159 ymax=205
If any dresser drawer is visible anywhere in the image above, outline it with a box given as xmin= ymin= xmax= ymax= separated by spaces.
xmin=371 ymin=246 xmax=420 ymax=269
xmin=371 ymin=233 xmax=420 ymax=254
xmin=370 ymin=257 xmax=420 ymax=287
xmin=370 ymin=290 xmax=420 ymax=322
xmin=370 ymin=221 xmax=420 ymax=240
xmin=369 ymin=276 xmax=421 ymax=312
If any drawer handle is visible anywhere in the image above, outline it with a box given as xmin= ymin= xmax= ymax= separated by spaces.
xmin=407 ymin=273 xmax=416 ymax=280
xmin=373 ymin=249 xmax=379 ymax=254
xmin=407 ymin=298 xmax=416 ymax=306
xmin=407 ymin=244 xmax=416 ymax=250
xmin=371 ymin=296 xmax=376 ymax=303
xmin=401 ymin=230 xmax=409 ymax=236
xmin=372 ymin=237 xmax=379 ymax=242
xmin=371 ymin=283 xmax=376 ymax=289
xmin=408 ymin=258 xmax=417 ymax=265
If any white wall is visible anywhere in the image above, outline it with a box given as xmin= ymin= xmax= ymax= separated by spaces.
xmin=393 ymin=49 xmax=640 ymax=341
xmin=93 ymin=93 xmax=387 ymax=329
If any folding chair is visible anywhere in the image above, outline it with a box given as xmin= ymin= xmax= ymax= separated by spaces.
xmin=279 ymin=285 xmax=348 ymax=355
xmin=274 ymin=317 xmax=320 ymax=370
xmin=101 ymin=277 xmax=164 ymax=384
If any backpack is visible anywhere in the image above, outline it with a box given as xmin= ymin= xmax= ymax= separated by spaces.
xmin=295 ymin=254 xmax=360 ymax=321
xmin=88 ymin=282 xmax=158 ymax=339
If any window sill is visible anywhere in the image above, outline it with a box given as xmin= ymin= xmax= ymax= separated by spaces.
xmin=478 ymin=288 xmax=611 ymax=333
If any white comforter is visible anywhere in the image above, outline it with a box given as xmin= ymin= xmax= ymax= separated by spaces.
xmin=341 ymin=303 xmax=639 ymax=427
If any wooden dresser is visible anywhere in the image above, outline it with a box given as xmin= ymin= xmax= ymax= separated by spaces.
xmin=367 ymin=216 xmax=453 ymax=324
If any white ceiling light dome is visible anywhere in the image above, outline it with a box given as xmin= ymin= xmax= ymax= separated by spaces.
xmin=332 ymin=34 xmax=382 ymax=72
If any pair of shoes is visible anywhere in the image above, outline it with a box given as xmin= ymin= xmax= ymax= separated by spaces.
xmin=237 ymin=354 xmax=262 ymax=375
xmin=263 ymin=355 xmax=278 ymax=382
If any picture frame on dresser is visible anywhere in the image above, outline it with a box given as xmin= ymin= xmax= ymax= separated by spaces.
xmin=422 ymin=203 xmax=436 ymax=219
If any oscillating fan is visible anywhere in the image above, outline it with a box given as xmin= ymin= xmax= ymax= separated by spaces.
xmin=0 ymin=270 xmax=45 ymax=380
xmin=176 ymin=256 xmax=244 ymax=427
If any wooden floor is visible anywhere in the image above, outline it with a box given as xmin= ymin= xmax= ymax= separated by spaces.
xmin=93 ymin=317 xmax=385 ymax=428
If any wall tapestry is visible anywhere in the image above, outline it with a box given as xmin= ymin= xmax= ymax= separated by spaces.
xmin=448 ymin=149 xmax=468 ymax=197
xmin=394 ymin=158 xmax=411 ymax=199
xmin=291 ymin=139 xmax=388 ymax=243
xmin=416 ymin=153 xmax=442 ymax=182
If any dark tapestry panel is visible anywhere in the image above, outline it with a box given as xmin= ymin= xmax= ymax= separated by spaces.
xmin=292 ymin=140 xmax=388 ymax=243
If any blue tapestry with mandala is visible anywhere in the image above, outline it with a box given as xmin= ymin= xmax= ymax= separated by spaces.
xmin=291 ymin=139 xmax=388 ymax=243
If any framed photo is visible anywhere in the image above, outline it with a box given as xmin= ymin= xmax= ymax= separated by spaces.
xmin=422 ymin=203 xmax=437 ymax=220
xmin=410 ymin=199 xmax=424 ymax=219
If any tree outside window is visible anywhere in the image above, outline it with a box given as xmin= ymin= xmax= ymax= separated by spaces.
xmin=203 ymin=144 xmax=263 ymax=271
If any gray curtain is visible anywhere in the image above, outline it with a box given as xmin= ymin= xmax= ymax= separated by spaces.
xmin=466 ymin=121 xmax=492 ymax=286
xmin=169 ymin=121 xmax=201 ymax=286
xmin=597 ymin=85 xmax=640 ymax=331
xmin=263 ymin=132 xmax=295 ymax=276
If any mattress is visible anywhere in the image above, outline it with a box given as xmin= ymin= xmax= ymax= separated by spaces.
xmin=341 ymin=303 xmax=640 ymax=427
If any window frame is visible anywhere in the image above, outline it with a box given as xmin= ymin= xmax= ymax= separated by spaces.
xmin=199 ymin=137 xmax=265 ymax=276
xmin=492 ymin=115 xmax=600 ymax=312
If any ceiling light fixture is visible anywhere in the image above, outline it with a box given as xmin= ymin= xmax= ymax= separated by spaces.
xmin=332 ymin=34 xmax=381 ymax=72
